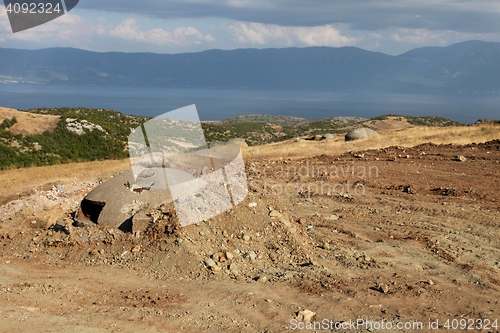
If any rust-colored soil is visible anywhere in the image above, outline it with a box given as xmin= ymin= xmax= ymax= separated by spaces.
xmin=0 ymin=130 xmax=499 ymax=332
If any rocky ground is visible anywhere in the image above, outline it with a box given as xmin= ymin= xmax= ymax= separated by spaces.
xmin=0 ymin=140 xmax=499 ymax=332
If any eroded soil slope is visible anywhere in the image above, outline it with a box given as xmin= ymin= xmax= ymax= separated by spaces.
xmin=0 ymin=140 xmax=499 ymax=332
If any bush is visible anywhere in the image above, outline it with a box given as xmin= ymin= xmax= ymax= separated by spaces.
xmin=0 ymin=116 xmax=17 ymax=130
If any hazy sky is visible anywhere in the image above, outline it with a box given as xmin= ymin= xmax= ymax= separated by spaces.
xmin=1 ymin=0 xmax=499 ymax=55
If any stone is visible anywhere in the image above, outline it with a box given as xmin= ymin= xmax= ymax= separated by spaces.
xmin=269 ymin=210 xmax=281 ymax=218
xmin=455 ymin=155 xmax=467 ymax=162
xmin=296 ymin=309 xmax=316 ymax=322
xmin=245 ymin=251 xmax=257 ymax=261
xmin=229 ymin=263 xmax=239 ymax=276
xmin=211 ymin=253 xmax=221 ymax=262
xmin=52 ymin=221 xmax=70 ymax=235
xmin=131 ymin=245 xmax=141 ymax=253
xmin=279 ymin=215 xmax=293 ymax=229
xmin=378 ymin=284 xmax=389 ymax=293
xmin=204 ymin=258 xmax=216 ymax=268
xmin=242 ymin=234 xmax=251 ymax=241
xmin=132 ymin=211 xmax=151 ymax=234
xmin=403 ymin=185 xmax=416 ymax=194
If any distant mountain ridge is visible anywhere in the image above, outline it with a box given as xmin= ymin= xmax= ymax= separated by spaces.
xmin=1 ymin=40 xmax=499 ymax=94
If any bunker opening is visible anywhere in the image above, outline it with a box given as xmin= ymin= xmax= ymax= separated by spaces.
xmin=80 ymin=198 xmax=105 ymax=224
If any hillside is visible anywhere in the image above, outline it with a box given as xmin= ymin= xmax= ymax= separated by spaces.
xmin=0 ymin=107 xmax=146 ymax=169
xmin=0 ymin=106 xmax=479 ymax=170
xmin=2 ymin=41 xmax=500 ymax=93
xmin=218 ymin=114 xmax=366 ymax=127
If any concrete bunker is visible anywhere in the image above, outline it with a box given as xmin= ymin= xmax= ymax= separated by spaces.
xmin=76 ymin=142 xmax=247 ymax=231
xmin=75 ymin=171 xmax=175 ymax=231
xmin=345 ymin=128 xmax=380 ymax=142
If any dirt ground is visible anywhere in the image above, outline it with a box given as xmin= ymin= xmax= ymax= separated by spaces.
xmin=0 ymin=134 xmax=499 ymax=332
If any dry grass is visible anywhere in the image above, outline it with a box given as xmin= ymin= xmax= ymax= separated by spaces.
xmin=367 ymin=117 xmax=413 ymax=130
xmin=0 ymin=107 xmax=60 ymax=135
xmin=244 ymin=124 xmax=500 ymax=159
xmin=0 ymin=159 xmax=130 ymax=199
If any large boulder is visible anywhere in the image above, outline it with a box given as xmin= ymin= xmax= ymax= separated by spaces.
xmin=322 ymin=133 xmax=334 ymax=140
xmin=345 ymin=128 xmax=380 ymax=142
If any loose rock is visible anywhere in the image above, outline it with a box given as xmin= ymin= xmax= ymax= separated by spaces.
xmin=378 ymin=284 xmax=389 ymax=293
xmin=245 ymin=251 xmax=257 ymax=261
xmin=269 ymin=210 xmax=281 ymax=218
xmin=296 ymin=309 xmax=316 ymax=322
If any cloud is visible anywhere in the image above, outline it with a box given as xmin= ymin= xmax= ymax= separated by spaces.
xmin=108 ymin=18 xmax=214 ymax=46
xmin=0 ymin=8 xmax=215 ymax=49
xmin=390 ymin=28 xmax=482 ymax=46
xmin=391 ymin=28 xmax=448 ymax=45
xmin=228 ymin=22 xmax=357 ymax=47
xmin=0 ymin=7 xmax=93 ymax=47
xmin=76 ymin=0 xmax=500 ymax=34
xmin=1 ymin=1 xmax=499 ymax=54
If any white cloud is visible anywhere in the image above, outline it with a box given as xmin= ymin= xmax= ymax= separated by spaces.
xmin=1 ymin=3 xmax=498 ymax=55
xmin=390 ymin=28 xmax=482 ymax=46
xmin=0 ymin=7 xmax=93 ymax=48
xmin=0 ymin=8 xmax=215 ymax=49
xmin=108 ymin=18 xmax=214 ymax=46
xmin=228 ymin=22 xmax=358 ymax=47
xmin=391 ymin=28 xmax=447 ymax=45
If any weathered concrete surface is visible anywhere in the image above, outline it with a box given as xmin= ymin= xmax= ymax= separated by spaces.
xmin=345 ymin=127 xmax=380 ymax=141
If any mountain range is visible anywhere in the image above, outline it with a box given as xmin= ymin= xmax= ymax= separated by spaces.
xmin=1 ymin=40 xmax=500 ymax=94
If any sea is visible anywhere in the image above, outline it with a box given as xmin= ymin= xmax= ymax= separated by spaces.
xmin=1 ymin=83 xmax=499 ymax=124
